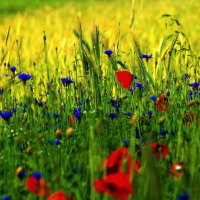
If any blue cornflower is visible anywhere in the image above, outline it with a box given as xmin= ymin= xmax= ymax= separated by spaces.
xmin=189 ymin=82 xmax=199 ymax=88
xmin=55 ymin=139 xmax=61 ymax=145
xmin=108 ymin=113 xmax=118 ymax=120
xmin=0 ymin=110 xmax=2 ymax=116
xmin=188 ymin=91 xmax=193 ymax=100
xmin=2 ymin=196 xmax=11 ymax=200
xmin=32 ymin=172 xmax=42 ymax=180
xmin=60 ymin=78 xmax=74 ymax=86
xmin=123 ymin=112 xmax=132 ymax=117
xmin=151 ymin=95 xmax=157 ymax=101
xmin=177 ymin=191 xmax=189 ymax=200
xmin=73 ymin=167 xmax=78 ymax=174
xmin=74 ymin=107 xmax=82 ymax=112
xmin=0 ymin=89 xmax=4 ymax=94
xmin=1 ymin=111 xmax=12 ymax=120
xmin=134 ymin=82 xmax=143 ymax=89
xmin=133 ymin=75 xmax=138 ymax=80
xmin=148 ymin=110 xmax=152 ymax=116
xmin=104 ymin=50 xmax=113 ymax=56
xmin=12 ymin=108 xmax=17 ymax=112
xmin=18 ymin=170 xmax=26 ymax=179
xmin=124 ymin=140 xmax=130 ymax=147
xmin=18 ymin=73 xmax=31 ymax=83
xmin=110 ymin=99 xmax=120 ymax=110
xmin=9 ymin=66 xmax=16 ymax=72
xmin=74 ymin=107 xmax=82 ymax=120
xmin=141 ymin=54 xmax=153 ymax=62
xmin=53 ymin=113 xmax=59 ymax=118
xmin=159 ymin=130 xmax=168 ymax=135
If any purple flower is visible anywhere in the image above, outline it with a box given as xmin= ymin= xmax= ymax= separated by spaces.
xmin=104 ymin=50 xmax=113 ymax=56
xmin=32 ymin=172 xmax=42 ymax=180
xmin=60 ymin=78 xmax=74 ymax=86
xmin=18 ymin=73 xmax=31 ymax=83
xmin=0 ymin=111 xmax=12 ymax=120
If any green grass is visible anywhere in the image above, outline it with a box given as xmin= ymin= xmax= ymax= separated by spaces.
xmin=0 ymin=1 xmax=200 ymax=199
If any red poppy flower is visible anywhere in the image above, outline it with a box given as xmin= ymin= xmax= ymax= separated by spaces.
xmin=150 ymin=143 xmax=169 ymax=158
xmin=25 ymin=175 xmax=51 ymax=198
xmin=47 ymin=191 xmax=74 ymax=200
xmin=94 ymin=172 xmax=134 ymax=200
xmin=134 ymin=160 xmax=141 ymax=172
xmin=101 ymin=148 xmax=133 ymax=177
xmin=171 ymin=163 xmax=184 ymax=178
xmin=116 ymin=71 xmax=133 ymax=89
xmin=155 ymin=94 xmax=169 ymax=112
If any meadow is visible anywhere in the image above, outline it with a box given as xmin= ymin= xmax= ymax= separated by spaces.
xmin=0 ymin=0 xmax=200 ymax=199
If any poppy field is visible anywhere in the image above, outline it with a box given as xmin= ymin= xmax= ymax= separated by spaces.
xmin=0 ymin=0 xmax=200 ymax=199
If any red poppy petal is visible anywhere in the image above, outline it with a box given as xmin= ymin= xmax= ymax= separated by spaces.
xmin=25 ymin=176 xmax=51 ymax=198
xmin=47 ymin=191 xmax=74 ymax=200
xmin=116 ymin=71 xmax=132 ymax=89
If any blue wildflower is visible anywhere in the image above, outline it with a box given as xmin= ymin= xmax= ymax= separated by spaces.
xmin=18 ymin=73 xmax=32 ymax=83
xmin=32 ymin=172 xmax=42 ymax=180
xmin=141 ymin=54 xmax=153 ymax=62
xmin=9 ymin=66 xmax=16 ymax=72
xmin=110 ymin=99 xmax=120 ymax=111
xmin=55 ymin=139 xmax=61 ymax=145
xmin=134 ymin=82 xmax=143 ymax=89
xmin=177 ymin=191 xmax=189 ymax=200
xmin=1 ymin=111 xmax=12 ymax=120
xmin=189 ymin=82 xmax=199 ymax=88
xmin=2 ymin=196 xmax=11 ymax=200
xmin=72 ymin=167 xmax=78 ymax=174
xmin=159 ymin=130 xmax=168 ymax=135
xmin=107 ymin=113 xmax=118 ymax=120
xmin=0 ymin=89 xmax=4 ymax=94
xmin=53 ymin=113 xmax=59 ymax=118
xmin=124 ymin=140 xmax=130 ymax=147
xmin=74 ymin=107 xmax=82 ymax=112
xmin=104 ymin=50 xmax=113 ymax=56
xmin=123 ymin=112 xmax=132 ymax=117
xmin=151 ymin=95 xmax=157 ymax=101
xmin=148 ymin=110 xmax=152 ymax=116
xmin=18 ymin=170 xmax=26 ymax=179
xmin=188 ymin=91 xmax=193 ymax=100
xmin=12 ymin=108 xmax=17 ymax=112
xmin=60 ymin=78 xmax=74 ymax=86
xmin=74 ymin=107 xmax=82 ymax=120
